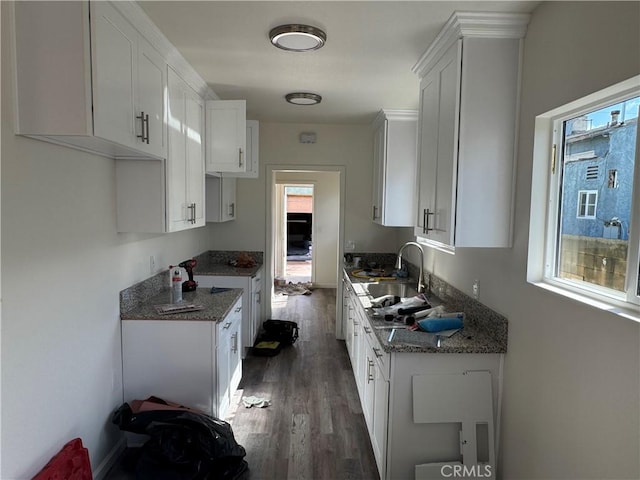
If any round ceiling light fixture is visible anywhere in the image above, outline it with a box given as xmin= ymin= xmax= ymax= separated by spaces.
xmin=285 ymin=92 xmax=322 ymax=105
xmin=269 ymin=24 xmax=326 ymax=51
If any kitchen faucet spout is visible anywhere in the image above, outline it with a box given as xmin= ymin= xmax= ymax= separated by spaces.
xmin=395 ymin=241 xmax=426 ymax=293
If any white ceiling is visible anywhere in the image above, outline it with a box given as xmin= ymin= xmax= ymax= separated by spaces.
xmin=139 ymin=1 xmax=539 ymax=125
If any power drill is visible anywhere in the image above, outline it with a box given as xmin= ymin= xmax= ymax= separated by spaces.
xmin=178 ymin=258 xmax=198 ymax=292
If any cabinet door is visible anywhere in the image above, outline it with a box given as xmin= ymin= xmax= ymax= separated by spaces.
xmin=230 ymin=120 xmax=260 ymax=178
xmin=229 ymin=313 xmax=242 ymax=395
xmin=415 ymin=40 xmax=460 ymax=247
xmin=250 ymin=272 xmax=263 ymax=348
xmin=167 ymin=67 xmax=205 ymax=231
xmin=122 ymin=320 xmax=215 ymax=417
xmin=137 ymin=36 xmax=166 ymax=158
xmin=206 ymin=176 xmax=237 ymax=222
xmin=205 ymin=100 xmax=247 ymax=174
xmin=91 ymin=1 xmax=137 ymax=149
xmin=363 ymin=340 xmax=376 ymax=432
xmin=372 ymin=120 xmax=386 ymax=224
xmin=167 ymin=68 xmax=189 ymax=231
xmin=217 ymin=320 xmax=232 ymax=419
xmin=372 ymin=362 xmax=389 ymax=477
xmin=186 ymin=90 xmax=205 ymax=227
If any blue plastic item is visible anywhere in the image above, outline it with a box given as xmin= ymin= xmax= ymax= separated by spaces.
xmin=418 ymin=316 xmax=463 ymax=332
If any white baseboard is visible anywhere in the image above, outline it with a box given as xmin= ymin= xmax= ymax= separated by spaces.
xmin=92 ymin=436 xmax=127 ymax=480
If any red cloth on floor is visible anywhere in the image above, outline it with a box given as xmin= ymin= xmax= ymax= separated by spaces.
xmin=32 ymin=438 xmax=92 ymax=480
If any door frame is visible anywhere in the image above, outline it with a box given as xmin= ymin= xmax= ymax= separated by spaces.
xmin=265 ymin=165 xmax=346 ymax=338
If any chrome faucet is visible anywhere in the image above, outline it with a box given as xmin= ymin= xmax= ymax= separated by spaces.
xmin=395 ymin=241 xmax=426 ymax=293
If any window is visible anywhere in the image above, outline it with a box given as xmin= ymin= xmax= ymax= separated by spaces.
xmin=576 ymin=190 xmax=598 ymax=218
xmin=528 ymin=76 xmax=640 ymax=321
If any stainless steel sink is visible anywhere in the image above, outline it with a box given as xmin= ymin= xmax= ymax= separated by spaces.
xmin=364 ymin=282 xmax=419 ymax=299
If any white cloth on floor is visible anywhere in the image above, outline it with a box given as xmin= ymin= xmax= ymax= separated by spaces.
xmin=242 ymin=396 xmax=271 ymax=408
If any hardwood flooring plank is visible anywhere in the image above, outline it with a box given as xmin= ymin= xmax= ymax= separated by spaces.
xmin=287 ymin=413 xmax=312 ymax=480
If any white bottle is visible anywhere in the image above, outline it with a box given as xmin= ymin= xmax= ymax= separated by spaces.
xmin=171 ymin=267 xmax=183 ymax=304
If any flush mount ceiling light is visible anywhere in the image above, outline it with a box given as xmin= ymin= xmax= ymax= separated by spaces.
xmin=285 ymin=92 xmax=322 ymax=105
xmin=269 ymin=24 xmax=326 ymax=51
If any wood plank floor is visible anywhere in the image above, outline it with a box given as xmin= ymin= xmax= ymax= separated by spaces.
xmin=106 ymin=288 xmax=379 ymax=480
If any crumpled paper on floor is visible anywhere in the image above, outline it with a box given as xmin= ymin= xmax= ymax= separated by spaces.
xmin=242 ymin=396 xmax=271 ymax=408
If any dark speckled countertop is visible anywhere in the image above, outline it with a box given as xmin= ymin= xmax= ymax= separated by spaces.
xmin=194 ymin=251 xmax=263 ymax=277
xmin=344 ymin=268 xmax=507 ymax=354
xmin=120 ymin=288 xmax=243 ymax=322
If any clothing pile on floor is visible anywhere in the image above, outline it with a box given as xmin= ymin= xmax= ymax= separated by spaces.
xmin=274 ymin=281 xmax=313 ymax=296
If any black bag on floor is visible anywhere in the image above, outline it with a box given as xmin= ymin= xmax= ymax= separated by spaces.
xmin=262 ymin=319 xmax=299 ymax=345
xmin=112 ymin=398 xmax=248 ymax=480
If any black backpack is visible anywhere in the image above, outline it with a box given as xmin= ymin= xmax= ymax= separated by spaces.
xmin=262 ymin=319 xmax=299 ymax=346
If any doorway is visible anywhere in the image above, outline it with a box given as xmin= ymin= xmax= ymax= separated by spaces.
xmin=283 ymin=185 xmax=313 ymax=283
xmin=266 ymin=166 xmax=345 ymax=337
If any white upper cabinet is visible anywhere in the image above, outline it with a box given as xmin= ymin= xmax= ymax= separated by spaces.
xmin=205 ymin=100 xmax=247 ymax=174
xmin=412 ymin=12 xmax=529 ymax=252
xmin=371 ymin=110 xmax=418 ymax=227
xmin=13 ymin=1 xmax=166 ymax=159
xmin=228 ymin=120 xmax=260 ymax=178
xmin=116 ymin=67 xmax=204 ymax=233
xmin=205 ymin=176 xmax=237 ymax=223
xmin=166 ymin=67 xmax=205 ymax=232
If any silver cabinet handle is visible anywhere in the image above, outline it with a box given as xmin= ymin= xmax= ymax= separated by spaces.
xmin=228 ymin=203 xmax=235 ymax=218
xmin=423 ymin=208 xmax=435 ymax=234
xmin=373 ymin=347 xmax=383 ymax=358
xmin=223 ymin=321 xmax=232 ymax=330
xmin=367 ymin=359 xmax=374 ymax=383
xmin=234 ymin=306 xmax=242 ymax=313
xmin=187 ymin=203 xmax=197 ymax=224
xmin=372 ymin=205 xmax=377 ymax=220
xmin=136 ymin=112 xmax=150 ymax=144
xmin=231 ymin=332 xmax=238 ymax=353
xmin=256 ymin=291 xmax=261 ymax=304
xmin=363 ymin=326 xmax=372 ymax=334
xmin=238 ymin=148 xmax=244 ymax=167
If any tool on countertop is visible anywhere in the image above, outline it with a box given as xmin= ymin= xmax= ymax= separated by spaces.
xmin=210 ymin=287 xmax=232 ymax=294
xmin=178 ymin=258 xmax=198 ymax=292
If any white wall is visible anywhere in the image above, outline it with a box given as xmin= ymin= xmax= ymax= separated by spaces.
xmin=275 ymin=171 xmax=340 ymax=287
xmin=206 ymin=122 xmax=401 ymax=255
xmin=399 ymin=2 xmax=640 ymax=478
xmin=0 ymin=6 xmax=212 ymax=478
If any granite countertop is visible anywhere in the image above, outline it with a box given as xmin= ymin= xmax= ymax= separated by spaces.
xmin=344 ymin=268 xmax=507 ymax=354
xmin=194 ymin=251 xmax=262 ymax=277
xmin=121 ymin=287 xmax=243 ymax=322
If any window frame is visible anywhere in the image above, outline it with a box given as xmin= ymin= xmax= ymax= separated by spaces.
xmin=576 ymin=190 xmax=598 ymax=219
xmin=528 ymin=75 xmax=640 ymax=322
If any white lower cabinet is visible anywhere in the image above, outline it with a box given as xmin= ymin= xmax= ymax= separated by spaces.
xmin=122 ymin=296 xmax=242 ymax=430
xmin=216 ymin=300 xmax=242 ymax=420
xmin=195 ymin=270 xmax=263 ymax=357
xmin=345 ymin=283 xmax=502 ymax=480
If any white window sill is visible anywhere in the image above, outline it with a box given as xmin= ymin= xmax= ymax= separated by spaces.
xmin=529 ymin=280 xmax=640 ymax=324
